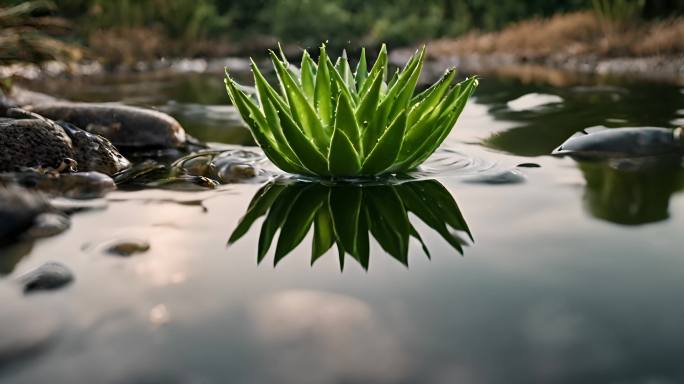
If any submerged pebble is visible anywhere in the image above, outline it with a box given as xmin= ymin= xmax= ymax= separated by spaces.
xmin=19 ymin=262 xmax=74 ymax=293
xmin=106 ymin=239 xmax=150 ymax=257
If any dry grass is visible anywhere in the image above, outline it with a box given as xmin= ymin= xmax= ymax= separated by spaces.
xmin=430 ymin=11 xmax=684 ymax=59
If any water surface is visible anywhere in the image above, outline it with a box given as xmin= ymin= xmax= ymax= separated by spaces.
xmin=2 ymin=72 xmax=684 ymax=384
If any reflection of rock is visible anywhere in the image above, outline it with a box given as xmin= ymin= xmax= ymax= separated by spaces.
xmin=0 ymin=241 xmax=33 ymax=276
xmin=19 ymin=261 xmax=74 ymax=293
xmin=1 ymin=171 xmax=116 ymax=199
xmin=250 ymin=290 xmax=408 ymax=384
xmin=0 ymin=284 xmax=61 ymax=371
xmin=579 ymin=160 xmax=683 ymax=225
xmin=0 ymin=186 xmax=50 ymax=244
xmin=27 ymin=103 xmax=187 ymax=149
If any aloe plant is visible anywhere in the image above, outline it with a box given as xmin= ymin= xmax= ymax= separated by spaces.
xmin=224 ymin=44 xmax=478 ymax=177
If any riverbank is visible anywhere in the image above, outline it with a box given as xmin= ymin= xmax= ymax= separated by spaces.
xmin=395 ymin=11 xmax=684 ymax=85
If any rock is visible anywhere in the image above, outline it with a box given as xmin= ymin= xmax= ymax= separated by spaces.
xmin=106 ymin=239 xmax=150 ymax=257
xmin=1 ymin=171 xmax=116 ymax=199
xmin=0 ymin=117 xmax=74 ymax=172
xmin=24 ymin=213 xmax=70 ymax=239
xmin=0 ymin=112 xmax=130 ymax=175
xmin=56 ymin=121 xmax=131 ymax=175
xmin=19 ymin=262 xmax=74 ymax=293
xmin=0 ymin=186 xmax=50 ymax=244
xmin=552 ymin=127 xmax=682 ymax=159
xmin=27 ymin=102 xmax=187 ymax=149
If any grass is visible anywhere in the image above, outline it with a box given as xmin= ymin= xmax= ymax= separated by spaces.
xmin=429 ymin=11 xmax=684 ymax=59
xmin=0 ymin=1 xmax=82 ymax=64
xmin=225 ymin=45 xmax=477 ymax=178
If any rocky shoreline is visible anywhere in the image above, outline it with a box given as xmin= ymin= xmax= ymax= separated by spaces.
xmin=0 ymin=84 xmax=264 ymax=248
xmin=400 ymin=51 xmax=684 ymax=86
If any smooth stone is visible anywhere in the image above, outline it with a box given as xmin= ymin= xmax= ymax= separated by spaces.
xmin=27 ymin=102 xmax=187 ymax=149
xmin=19 ymin=262 xmax=74 ymax=293
xmin=106 ymin=239 xmax=150 ymax=257
xmin=552 ymin=127 xmax=681 ymax=159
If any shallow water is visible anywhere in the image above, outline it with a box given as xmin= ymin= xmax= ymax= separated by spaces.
xmin=3 ymin=72 xmax=684 ymax=384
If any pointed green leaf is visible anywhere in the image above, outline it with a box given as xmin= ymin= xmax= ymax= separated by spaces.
xmin=314 ymin=45 xmax=333 ymax=127
xmin=329 ymin=187 xmax=363 ymax=258
xmin=257 ymin=185 xmax=303 ymax=263
xmin=277 ymin=107 xmax=330 ymax=176
xmin=225 ymin=76 xmax=306 ymax=174
xmin=334 ymin=92 xmax=360 ymax=149
xmin=365 ymin=187 xmax=409 ymax=265
xmin=301 ymin=50 xmax=316 ymax=102
xmin=355 ymin=48 xmax=368 ymax=91
xmin=270 ymin=51 xmax=329 ymax=151
xmin=312 ymin=207 xmax=335 ymax=264
xmin=360 ymin=44 xmax=387 ymax=96
xmin=361 ymin=110 xmax=407 ymax=174
xmin=229 ymin=183 xmax=285 ymax=244
xmin=328 ymin=128 xmax=361 ymax=176
xmin=274 ymin=187 xmax=325 ymax=265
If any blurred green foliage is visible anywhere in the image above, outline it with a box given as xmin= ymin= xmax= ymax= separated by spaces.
xmin=2 ymin=0 xmax=682 ymax=50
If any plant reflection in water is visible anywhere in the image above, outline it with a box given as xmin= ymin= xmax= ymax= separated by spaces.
xmin=229 ymin=179 xmax=472 ymax=269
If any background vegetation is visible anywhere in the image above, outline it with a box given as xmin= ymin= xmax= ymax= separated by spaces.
xmin=1 ymin=0 xmax=683 ymax=65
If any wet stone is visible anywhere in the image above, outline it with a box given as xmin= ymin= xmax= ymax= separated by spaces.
xmin=19 ymin=262 xmax=74 ymax=293
xmin=106 ymin=239 xmax=150 ymax=257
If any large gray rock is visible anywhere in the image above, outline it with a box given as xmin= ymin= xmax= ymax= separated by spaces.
xmin=28 ymin=102 xmax=187 ymax=149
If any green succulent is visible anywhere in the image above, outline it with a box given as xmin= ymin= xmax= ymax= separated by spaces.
xmin=224 ymin=44 xmax=478 ymax=177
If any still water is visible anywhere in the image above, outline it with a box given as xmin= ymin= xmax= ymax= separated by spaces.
xmin=2 ymin=71 xmax=684 ymax=383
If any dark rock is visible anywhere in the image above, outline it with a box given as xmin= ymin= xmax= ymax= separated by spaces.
xmin=28 ymin=102 xmax=187 ymax=149
xmin=0 ymin=112 xmax=130 ymax=175
xmin=19 ymin=261 xmax=74 ymax=293
xmin=57 ymin=121 xmax=131 ymax=175
xmin=0 ymin=117 xmax=74 ymax=172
